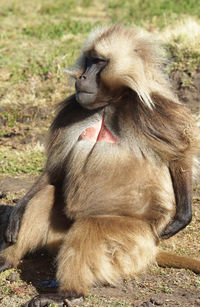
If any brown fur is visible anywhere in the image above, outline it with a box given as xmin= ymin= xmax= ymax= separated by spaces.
xmin=1 ymin=25 xmax=200 ymax=301
xmin=157 ymin=250 xmax=200 ymax=274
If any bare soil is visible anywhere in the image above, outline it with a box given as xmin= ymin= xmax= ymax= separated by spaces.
xmin=0 ymin=70 xmax=200 ymax=306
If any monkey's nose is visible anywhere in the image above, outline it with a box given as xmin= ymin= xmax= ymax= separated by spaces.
xmin=79 ymin=74 xmax=87 ymax=80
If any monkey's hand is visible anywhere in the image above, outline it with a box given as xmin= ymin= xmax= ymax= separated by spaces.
xmin=161 ymin=213 xmax=192 ymax=239
xmin=162 ymin=161 xmax=193 ymax=239
xmin=4 ymin=203 xmax=25 ymax=244
xmin=23 ymin=293 xmax=84 ymax=307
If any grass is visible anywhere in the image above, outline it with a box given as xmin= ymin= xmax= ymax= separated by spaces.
xmin=107 ymin=0 xmax=200 ymax=28
xmin=21 ymin=18 xmax=95 ymax=39
xmin=0 ymin=0 xmax=200 ymax=86
xmin=0 ymin=150 xmax=45 ymax=175
xmin=0 ymin=0 xmax=199 ymax=174
xmin=162 ymin=18 xmax=200 ymax=72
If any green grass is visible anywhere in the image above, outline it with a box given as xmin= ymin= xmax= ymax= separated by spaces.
xmin=0 ymin=0 xmax=200 ymax=175
xmin=0 ymin=0 xmax=200 ymax=83
xmin=22 ymin=19 xmax=96 ymax=39
xmin=107 ymin=0 xmax=200 ymax=27
xmin=0 ymin=151 xmax=45 ymax=175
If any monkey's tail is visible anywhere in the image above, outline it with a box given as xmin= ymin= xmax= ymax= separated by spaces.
xmin=156 ymin=249 xmax=200 ymax=274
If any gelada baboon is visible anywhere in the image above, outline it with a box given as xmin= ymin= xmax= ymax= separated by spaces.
xmin=1 ymin=25 xmax=200 ymax=306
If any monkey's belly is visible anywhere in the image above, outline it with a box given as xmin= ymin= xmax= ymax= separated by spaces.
xmin=78 ymin=119 xmax=118 ymax=143
xmin=65 ymin=143 xmax=175 ymax=221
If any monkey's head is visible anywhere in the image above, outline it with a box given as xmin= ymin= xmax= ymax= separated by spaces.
xmin=70 ymin=25 xmax=171 ymax=110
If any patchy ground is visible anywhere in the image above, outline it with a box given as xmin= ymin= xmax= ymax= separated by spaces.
xmin=0 ymin=175 xmax=200 ymax=307
xmin=0 ymin=70 xmax=200 ymax=307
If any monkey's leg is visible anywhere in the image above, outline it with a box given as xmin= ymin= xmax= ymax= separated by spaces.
xmin=5 ymin=173 xmax=49 ymax=244
xmin=0 ymin=185 xmax=55 ymax=271
xmin=25 ymin=216 xmax=157 ymax=307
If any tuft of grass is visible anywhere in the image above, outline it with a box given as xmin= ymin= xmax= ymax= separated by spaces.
xmin=1 ymin=109 xmax=20 ymax=128
xmin=162 ymin=18 xmax=200 ymax=72
xmin=0 ymin=150 xmax=45 ymax=175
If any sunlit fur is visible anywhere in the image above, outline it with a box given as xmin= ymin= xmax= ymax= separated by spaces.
xmin=1 ymin=25 xmax=200 ymax=303
xmin=70 ymin=25 xmax=176 ymax=109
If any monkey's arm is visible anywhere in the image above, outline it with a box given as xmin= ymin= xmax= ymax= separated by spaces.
xmin=161 ymin=160 xmax=192 ymax=239
xmin=4 ymin=98 xmax=78 ymax=245
xmin=4 ymin=173 xmax=49 ymax=243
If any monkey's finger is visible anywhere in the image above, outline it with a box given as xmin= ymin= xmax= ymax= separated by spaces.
xmin=4 ymin=210 xmax=20 ymax=243
xmin=4 ymin=220 xmax=19 ymax=243
xmin=160 ymin=220 xmax=186 ymax=239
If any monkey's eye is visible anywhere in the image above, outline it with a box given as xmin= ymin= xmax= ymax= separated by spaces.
xmin=93 ymin=58 xmax=106 ymax=65
xmin=86 ymin=57 xmax=106 ymax=67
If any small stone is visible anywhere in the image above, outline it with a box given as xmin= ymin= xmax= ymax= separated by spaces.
xmin=8 ymin=272 xmax=19 ymax=282
xmin=0 ymin=192 xmax=6 ymax=199
xmin=150 ymin=298 xmax=164 ymax=305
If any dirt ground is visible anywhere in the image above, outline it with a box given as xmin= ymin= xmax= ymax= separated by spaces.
xmin=0 ymin=70 xmax=200 ymax=306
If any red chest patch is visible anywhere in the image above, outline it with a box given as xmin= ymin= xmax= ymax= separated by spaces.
xmin=78 ymin=119 xmax=118 ymax=143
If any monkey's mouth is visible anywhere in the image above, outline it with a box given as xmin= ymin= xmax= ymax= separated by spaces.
xmin=76 ymin=90 xmax=94 ymax=95
xmin=75 ymin=91 xmax=97 ymax=106
xmin=76 ymin=91 xmax=110 ymax=110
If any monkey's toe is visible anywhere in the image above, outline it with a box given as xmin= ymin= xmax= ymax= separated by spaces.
xmin=0 ymin=256 xmax=13 ymax=273
xmin=23 ymin=293 xmax=84 ymax=307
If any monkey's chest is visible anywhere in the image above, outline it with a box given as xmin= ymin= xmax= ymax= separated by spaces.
xmin=78 ymin=119 xmax=118 ymax=144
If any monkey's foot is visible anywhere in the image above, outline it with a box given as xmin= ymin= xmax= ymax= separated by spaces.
xmin=23 ymin=293 xmax=84 ymax=307
xmin=0 ymin=255 xmax=13 ymax=272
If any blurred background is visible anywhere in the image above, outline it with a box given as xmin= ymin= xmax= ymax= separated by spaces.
xmin=0 ymin=0 xmax=199 ymax=175
xmin=0 ymin=1 xmax=200 ymax=306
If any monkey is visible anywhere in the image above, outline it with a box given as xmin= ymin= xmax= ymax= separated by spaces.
xmin=0 ymin=25 xmax=200 ymax=306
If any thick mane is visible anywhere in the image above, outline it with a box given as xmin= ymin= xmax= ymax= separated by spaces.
xmin=71 ymin=25 xmax=178 ymax=109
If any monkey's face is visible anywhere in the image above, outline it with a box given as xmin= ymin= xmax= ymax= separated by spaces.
xmin=75 ymin=52 xmax=108 ymax=110
xmin=74 ymin=25 xmax=157 ymax=110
